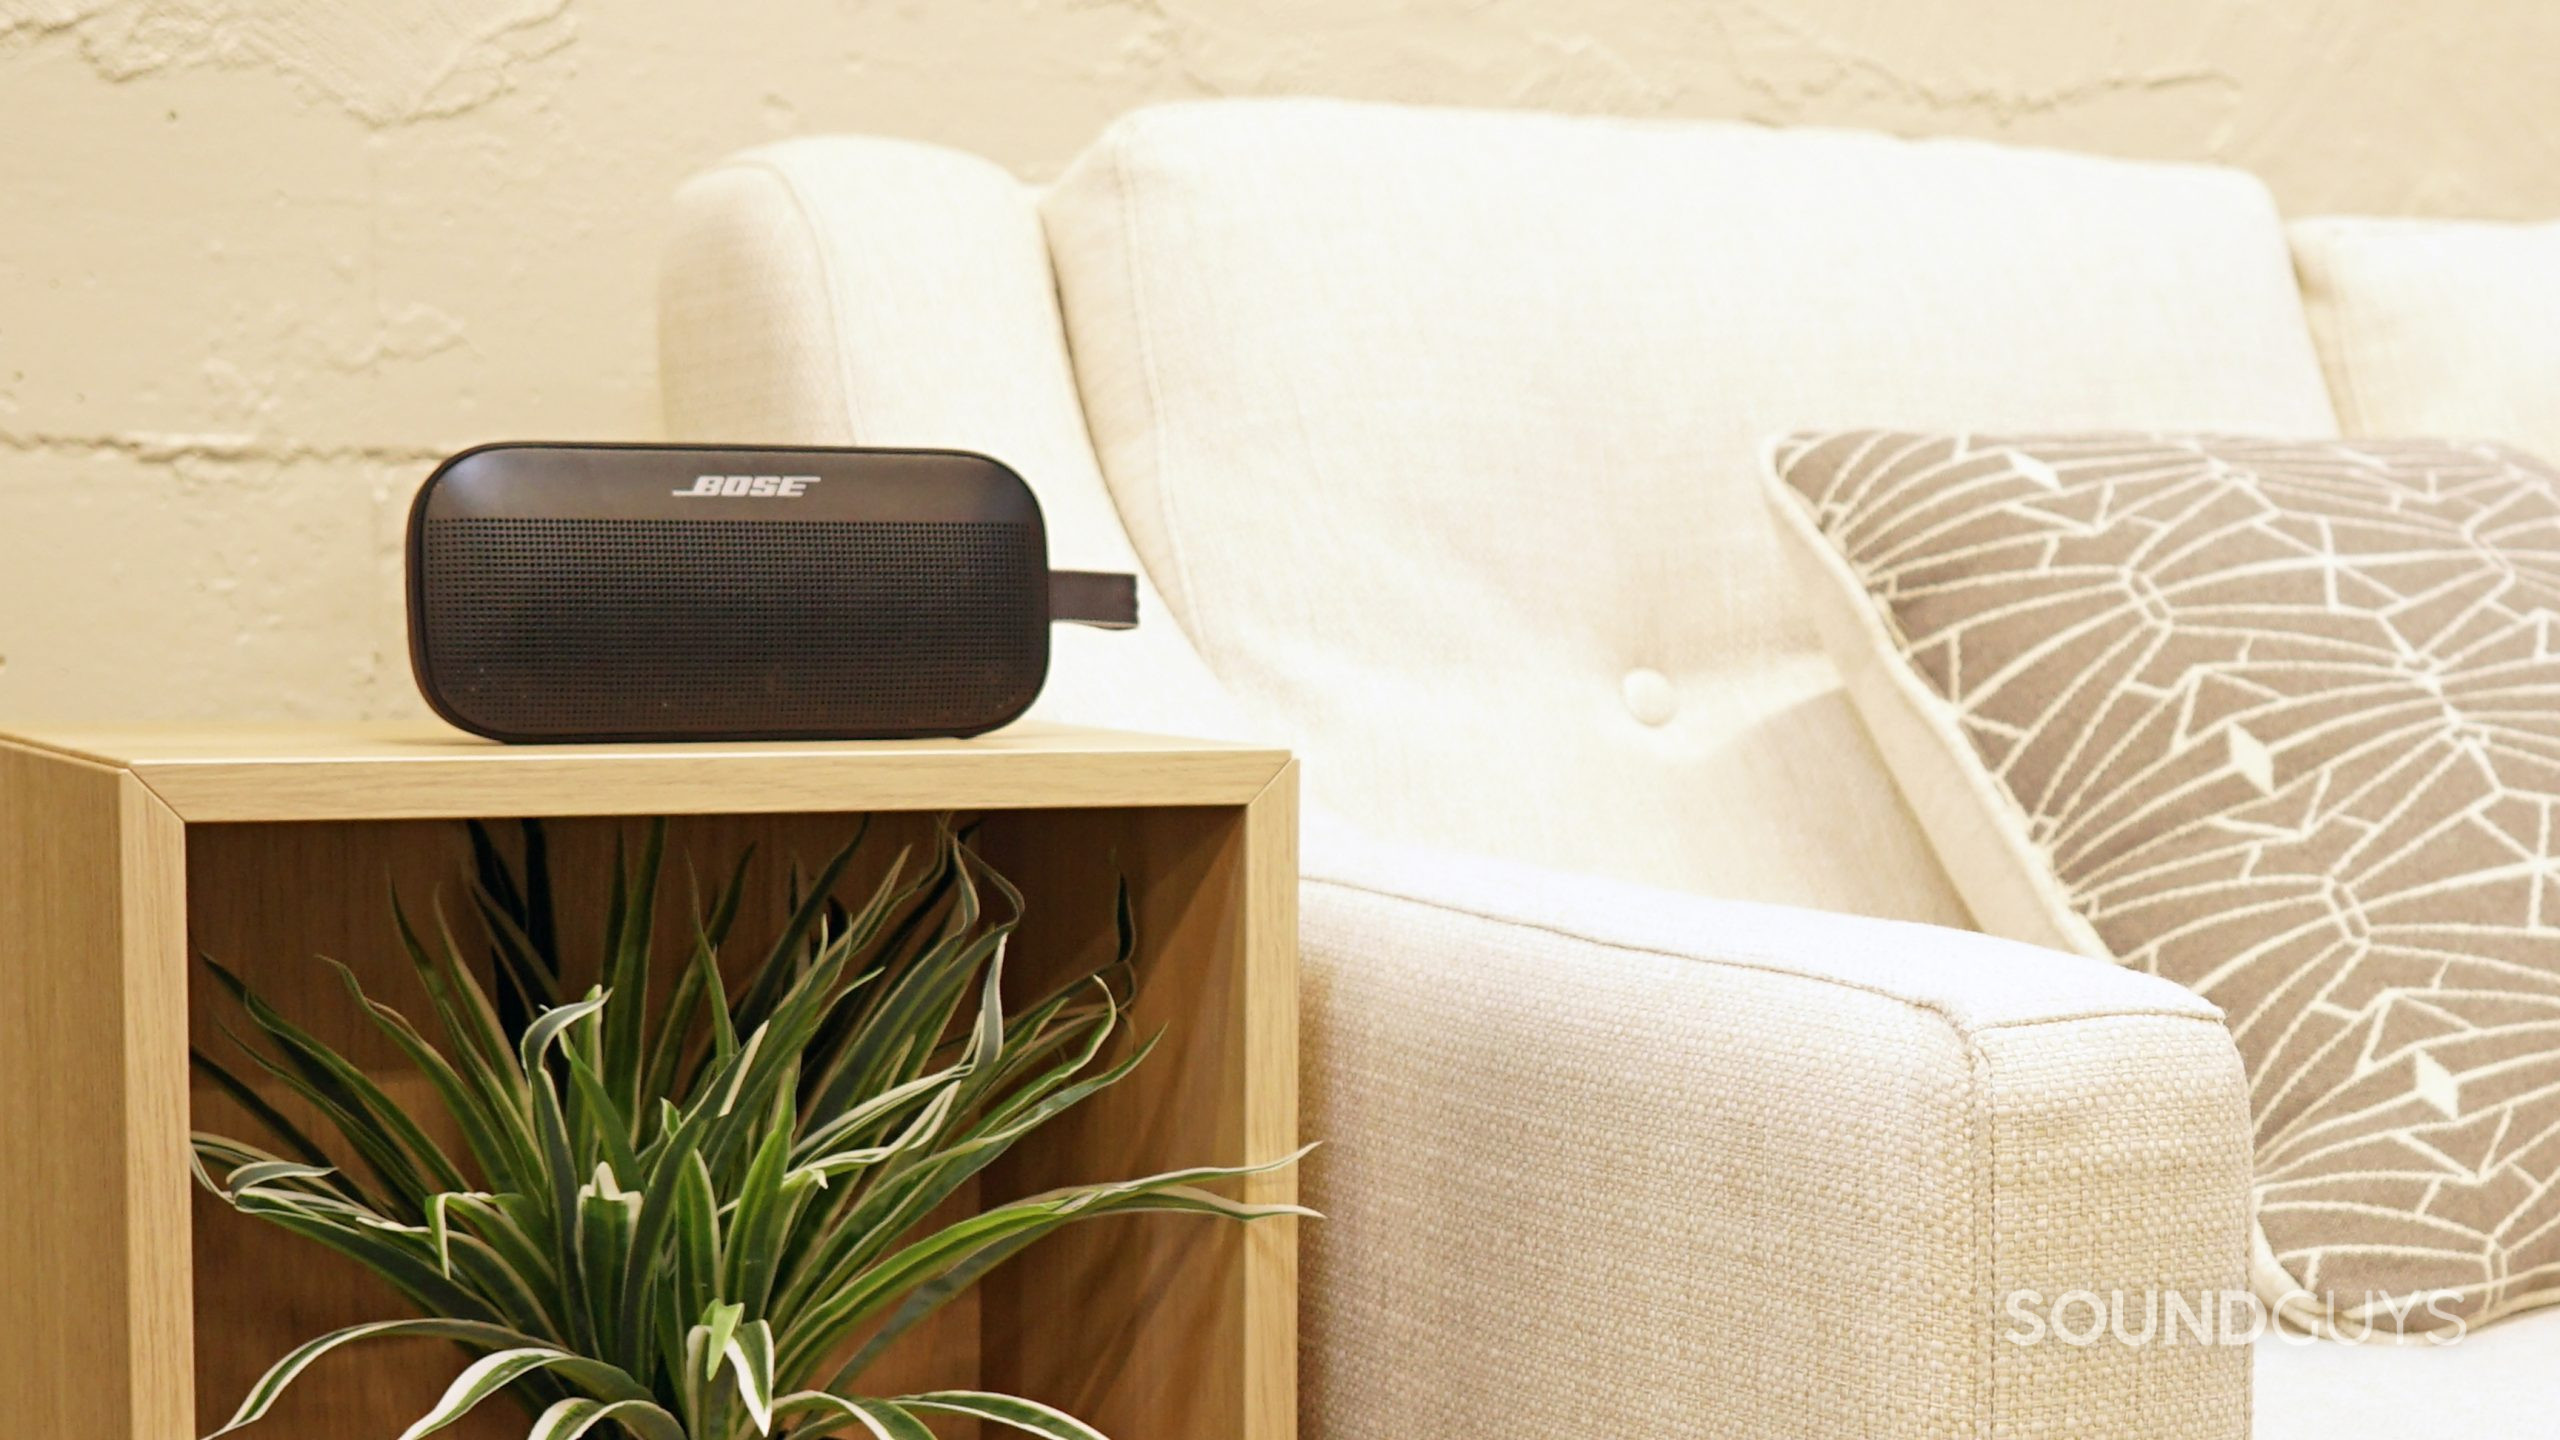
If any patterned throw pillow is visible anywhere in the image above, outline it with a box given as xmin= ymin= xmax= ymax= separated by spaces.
xmin=1765 ymin=432 xmax=2560 ymax=1338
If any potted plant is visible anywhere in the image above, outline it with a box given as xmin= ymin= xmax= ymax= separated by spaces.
xmin=189 ymin=817 xmax=1308 ymax=1440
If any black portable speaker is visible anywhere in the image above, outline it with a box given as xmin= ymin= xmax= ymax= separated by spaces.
xmin=406 ymin=442 xmax=1137 ymax=743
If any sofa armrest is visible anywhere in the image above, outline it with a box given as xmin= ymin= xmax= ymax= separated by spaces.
xmin=659 ymin=137 xmax=1249 ymax=740
xmin=1299 ymin=824 xmax=2253 ymax=1439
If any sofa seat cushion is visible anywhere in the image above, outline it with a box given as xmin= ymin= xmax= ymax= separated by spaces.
xmin=2294 ymin=216 xmax=2560 ymax=458
xmin=1768 ymin=430 xmax=2560 ymax=1338
xmin=1038 ymin=97 xmax=2336 ymax=918
xmin=2254 ymin=1315 xmax=2559 ymax=1438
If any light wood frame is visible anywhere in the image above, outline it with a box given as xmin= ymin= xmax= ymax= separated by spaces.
xmin=0 ymin=723 xmax=1297 ymax=1440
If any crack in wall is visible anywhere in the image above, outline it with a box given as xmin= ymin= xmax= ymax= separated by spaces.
xmin=0 ymin=0 xmax=578 ymax=124
xmin=0 ymin=429 xmax=447 ymax=465
xmin=1706 ymin=2 xmax=2244 ymax=125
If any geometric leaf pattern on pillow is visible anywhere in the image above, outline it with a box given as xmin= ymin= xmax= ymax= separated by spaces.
xmin=1772 ymin=431 xmax=2560 ymax=1337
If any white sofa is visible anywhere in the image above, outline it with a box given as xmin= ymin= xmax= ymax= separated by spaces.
xmin=658 ymin=99 xmax=2556 ymax=1439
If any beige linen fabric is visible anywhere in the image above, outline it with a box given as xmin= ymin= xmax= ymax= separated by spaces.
xmin=2255 ymin=1317 xmax=2558 ymax=1436
xmin=1037 ymin=98 xmax=2337 ymax=919
xmin=657 ymin=104 xmax=2331 ymax=1434
xmin=1769 ymin=431 xmax=2560 ymax=1336
xmin=2293 ymin=216 xmax=2560 ymax=459
xmin=1302 ymin=820 xmax=2253 ymax=1438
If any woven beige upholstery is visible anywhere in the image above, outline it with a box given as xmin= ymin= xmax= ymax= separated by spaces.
xmin=661 ymin=108 xmax=2272 ymax=1436
xmin=1032 ymin=99 xmax=2334 ymax=919
xmin=1303 ymin=822 xmax=2254 ymax=1439
xmin=2292 ymin=216 xmax=2560 ymax=460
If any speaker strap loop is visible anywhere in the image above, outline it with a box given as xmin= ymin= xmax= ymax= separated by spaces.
xmin=1048 ymin=570 xmax=1140 ymax=630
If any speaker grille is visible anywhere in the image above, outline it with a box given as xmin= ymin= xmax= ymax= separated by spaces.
xmin=420 ymin=516 xmax=1046 ymax=739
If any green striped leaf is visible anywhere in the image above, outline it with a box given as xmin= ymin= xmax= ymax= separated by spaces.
xmin=318 ymin=956 xmax=533 ymax=1195
xmin=526 ymin=1055 xmax=594 ymax=1353
xmin=898 ymin=1390 xmax=1112 ymax=1440
xmin=788 ymin=1061 xmax=969 ymax=1167
xmin=714 ymin=1025 xmax=767 ymax=1118
xmin=425 ymin=1191 xmax=480 ymax=1277
xmin=436 ymin=1190 xmax=560 ymax=1294
xmin=693 ymin=927 xmax=741 ymax=1074
xmin=464 ymin=817 xmax=560 ymax=1033
xmin=823 ymin=1226 xmax=1042 ymax=1390
xmin=394 ymin=1346 xmax=614 ymax=1440
xmin=429 ymin=1223 xmax=565 ymax=1340
xmin=773 ymin=1393 xmax=937 ymax=1440
xmin=194 ymin=815 xmax=1312 ymax=1440
xmin=773 ymin=1041 xmax=1156 ymax=1331
xmin=785 ymin=1147 xmax=1316 ymax=1375
xmin=220 ymin=1157 xmax=340 ymax=1196
xmin=663 ymin=1151 xmax=723 ymax=1360
xmin=203 ymin=960 xmax=464 ymax=1214
xmin=697 ymin=1300 xmax=744 ymax=1381
xmin=190 ymin=1049 xmax=338 ymax=1176
xmin=600 ymin=821 xmax=667 ymax=1122
xmin=565 ymin=1054 xmax=643 ymax=1193
xmin=206 ymin=1318 xmax=611 ymax=1437
xmin=526 ymin=1395 xmax=689 ymax=1440
xmin=518 ymin=988 xmax=610 ymax=1080
xmin=731 ymin=828 xmax=871 ymax=1031
xmin=227 ymin=1191 xmax=499 ymax=1326
xmin=640 ymin=843 xmax=752 ymax=1118
xmin=719 ymin=1092 xmax=795 ymax=1311
xmin=724 ymin=1317 xmax=777 ymax=1434
xmin=389 ymin=894 xmax=523 ymax=1105
xmin=575 ymin=1164 xmax=644 ymax=1368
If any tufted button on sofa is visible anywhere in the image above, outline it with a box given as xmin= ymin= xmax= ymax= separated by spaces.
xmin=660 ymin=97 xmax=2559 ymax=1439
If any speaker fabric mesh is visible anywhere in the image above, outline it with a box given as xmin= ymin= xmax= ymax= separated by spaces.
xmin=407 ymin=444 xmax=1058 ymax=742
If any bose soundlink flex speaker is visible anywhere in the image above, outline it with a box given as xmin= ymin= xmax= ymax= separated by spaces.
xmin=406 ymin=443 xmax=1138 ymax=743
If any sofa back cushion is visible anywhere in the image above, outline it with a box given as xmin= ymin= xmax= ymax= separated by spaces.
xmin=2294 ymin=216 xmax=2560 ymax=459
xmin=1040 ymin=98 xmax=2337 ymax=915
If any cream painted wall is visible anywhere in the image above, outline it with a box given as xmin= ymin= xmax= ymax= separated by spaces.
xmin=2 ymin=0 xmax=2554 ymax=727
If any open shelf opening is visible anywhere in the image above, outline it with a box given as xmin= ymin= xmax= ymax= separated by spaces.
xmin=185 ymin=806 xmax=1258 ymax=1440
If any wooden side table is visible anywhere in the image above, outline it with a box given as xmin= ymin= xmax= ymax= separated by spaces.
xmin=0 ymin=723 xmax=1298 ymax=1440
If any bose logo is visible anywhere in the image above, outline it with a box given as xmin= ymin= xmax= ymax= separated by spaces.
xmin=673 ymin=474 xmax=821 ymax=498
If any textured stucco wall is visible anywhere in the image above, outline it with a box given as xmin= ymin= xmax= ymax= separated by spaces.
xmin=2 ymin=0 xmax=2555 ymax=726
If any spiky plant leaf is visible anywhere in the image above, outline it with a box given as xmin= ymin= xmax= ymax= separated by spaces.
xmin=896 ymin=1390 xmax=1113 ymax=1440
xmin=773 ymin=1392 xmax=937 ymax=1440
xmin=206 ymin=1318 xmax=652 ymax=1437
xmin=194 ymin=818 xmax=1306 ymax=1440
xmin=529 ymin=1395 xmax=691 ymax=1440
xmin=397 ymin=1346 xmax=638 ymax=1440
xmin=722 ymin=1318 xmax=777 ymax=1434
